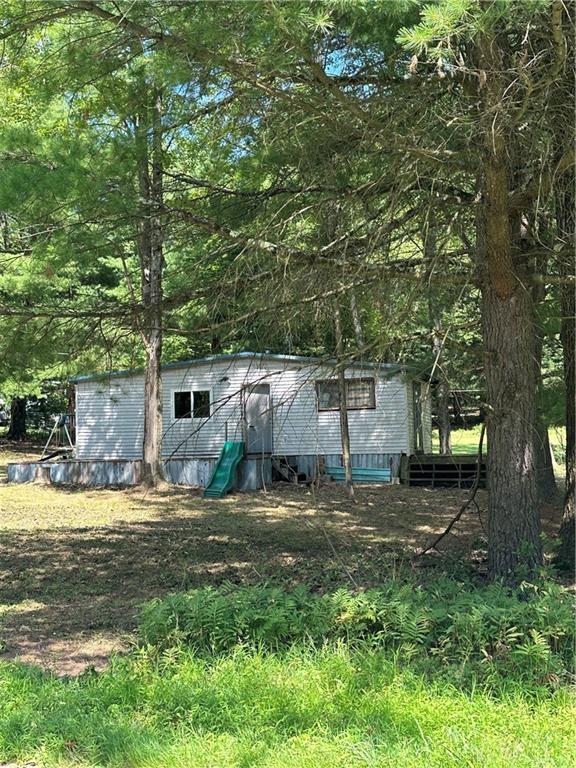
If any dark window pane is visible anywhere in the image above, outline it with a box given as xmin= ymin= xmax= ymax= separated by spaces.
xmin=346 ymin=378 xmax=375 ymax=409
xmin=317 ymin=380 xmax=340 ymax=410
xmin=317 ymin=378 xmax=375 ymax=411
xmin=174 ymin=391 xmax=192 ymax=419
xmin=193 ymin=390 xmax=210 ymax=418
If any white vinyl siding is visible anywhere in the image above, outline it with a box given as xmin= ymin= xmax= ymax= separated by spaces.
xmin=268 ymin=364 xmax=409 ymax=455
xmin=75 ymin=357 xmax=425 ymax=460
xmin=75 ymin=377 xmax=144 ymax=459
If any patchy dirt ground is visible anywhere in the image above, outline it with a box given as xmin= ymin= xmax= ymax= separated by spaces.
xmin=0 ymin=465 xmax=562 ymax=675
xmin=0 ymin=441 xmax=44 ymax=481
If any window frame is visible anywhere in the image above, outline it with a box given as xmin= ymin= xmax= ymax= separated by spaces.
xmin=316 ymin=377 xmax=376 ymax=412
xmin=192 ymin=389 xmax=211 ymax=420
xmin=172 ymin=388 xmax=212 ymax=421
xmin=173 ymin=390 xmax=193 ymax=421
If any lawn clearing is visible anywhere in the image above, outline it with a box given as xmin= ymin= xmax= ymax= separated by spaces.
xmin=0 ymin=477 xmax=498 ymax=674
xmin=0 ymin=454 xmax=571 ymax=768
xmin=0 ymin=440 xmax=44 ymax=481
xmin=0 ymin=647 xmax=573 ymax=768
xmin=0 ymin=475 xmax=564 ymax=674
xmin=433 ymin=426 xmax=567 ymax=464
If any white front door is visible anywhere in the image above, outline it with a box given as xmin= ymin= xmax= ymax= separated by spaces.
xmin=243 ymin=383 xmax=272 ymax=454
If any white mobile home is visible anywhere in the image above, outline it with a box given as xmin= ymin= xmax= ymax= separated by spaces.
xmin=70 ymin=352 xmax=431 ymax=488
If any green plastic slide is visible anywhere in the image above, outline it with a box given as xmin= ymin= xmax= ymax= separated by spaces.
xmin=203 ymin=441 xmax=245 ymax=498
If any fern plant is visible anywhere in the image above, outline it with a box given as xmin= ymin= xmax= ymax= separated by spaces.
xmin=138 ymin=577 xmax=575 ymax=686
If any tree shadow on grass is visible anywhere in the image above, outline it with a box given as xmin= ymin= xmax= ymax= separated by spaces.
xmin=0 ymin=483 xmax=493 ymax=672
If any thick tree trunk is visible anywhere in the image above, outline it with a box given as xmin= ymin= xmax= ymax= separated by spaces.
xmin=7 ymin=397 xmax=26 ymax=441
xmin=137 ymin=88 xmax=164 ymax=487
xmin=476 ymin=31 xmax=541 ymax=581
xmin=481 ymin=283 xmax=541 ymax=580
xmin=334 ymin=302 xmax=354 ymax=500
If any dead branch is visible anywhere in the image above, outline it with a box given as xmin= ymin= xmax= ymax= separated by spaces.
xmin=417 ymin=423 xmax=486 ymax=556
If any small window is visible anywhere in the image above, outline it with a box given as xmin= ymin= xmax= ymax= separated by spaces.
xmin=174 ymin=391 xmax=192 ymax=419
xmin=193 ymin=390 xmax=210 ymax=419
xmin=317 ymin=380 xmax=340 ymax=410
xmin=316 ymin=377 xmax=375 ymax=411
xmin=346 ymin=378 xmax=375 ymax=409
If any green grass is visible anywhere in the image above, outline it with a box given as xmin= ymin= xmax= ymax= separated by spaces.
xmin=438 ymin=426 xmax=485 ymax=454
xmin=0 ymin=454 xmax=569 ymax=767
xmin=433 ymin=426 xmax=566 ymax=461
xmin=0 ymin=646 xmax=573 ymax=768
xmin=0 ymin=578 xmax=573 ymax=768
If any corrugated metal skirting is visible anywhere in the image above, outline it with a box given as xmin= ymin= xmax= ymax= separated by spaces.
xmin=280 ymin=453 xmax=402 ymax=479
xmin=8 ymin=454 xmax=399 ymax=488
xmin=7 ymin=463 xmax=43 ymax=483
xmin=7 ymin=460 xmax=143 ymax=485
xmin=163 ymin=459 xmax=216 ymax=487
xmin=50 ymin=460 xmax=142 ymax=486
xmin=237 ymin=457 xmax=272 ymax=491
xmin=7 ymin=456 xmax=271 ymax=491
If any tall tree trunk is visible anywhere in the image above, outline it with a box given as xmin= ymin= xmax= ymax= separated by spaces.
xmin=334 ymin=302 xmax=354 ymax=500
xmin=7 ymin=396 xmax=26 ymax=441
xmin=552 ymin=1 xmax=575 ymax=569
xmin=480 ymin=277 xmax=541 ymax=581
xmin=137 ymin=87 xmax=164 ymax=487
xmin=423 ymin=218 xmax=452 ymax=455
xmin=66 ymin=384 xmax=76 ymax=445
xmin=476 ymin=31 xmax=541 ymax=581
xmin=533 ymin=421 xmax=557 ymax=500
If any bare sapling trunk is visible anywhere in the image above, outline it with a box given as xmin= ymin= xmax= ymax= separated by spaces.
xmin=558 ymin=270 xmax=575 ymax=568
xmin=557 ymin=163 xmax=575 ymax=569
xmin=528 ymin=218 xmax=558 ymax=501
xmin=349 ymin=289 xmax=365 ymax=350
xmin=423 ymin=217 xmax=452 ymax=454
xmin=534 ymin=314 xmax=558 ymax=501
xmin=551 ymin=0 xmax=575 ymax=569
xmin=435 ymin=379 xmax=452 ymax=455
xmin=476 ymin=31 xmax=542 ymax=581
xmin=334 ymin=302 xmax=354 ymax=500
xmin=137 ymin=87 xmax=164 ymax=487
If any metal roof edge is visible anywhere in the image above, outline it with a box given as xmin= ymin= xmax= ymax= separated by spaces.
xmin=70 ymin=351 xmax=412 ymax=384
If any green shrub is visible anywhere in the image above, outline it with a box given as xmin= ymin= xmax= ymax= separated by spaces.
xmin=139 ymin=584 xmax=333 ymax=651
xmin=139 ymin=579 xmax=574 ymax=685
